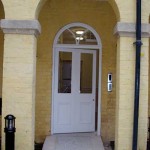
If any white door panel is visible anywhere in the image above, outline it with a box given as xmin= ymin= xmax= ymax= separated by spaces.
xmin=80 ymin=102 xmax=92 ymax=124
xmin=53 ymin=48 xmax=96 ymax=133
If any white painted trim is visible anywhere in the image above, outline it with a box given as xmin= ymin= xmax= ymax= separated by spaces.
xmin=55 ymin=44 xmax=100 ymax=49
xmin=51 ymin=23 xmax=102 ymax=136
xmin=97 ymin=45 xmax=102 ymax=136
xmin=51 ymin=48 xmax=55 ymax=134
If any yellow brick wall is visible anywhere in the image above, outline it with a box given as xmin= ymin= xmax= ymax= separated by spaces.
xmin=0 ymin=0 xmax=4 ymax=98
xmin=148 ymin=17 xmax=150 ymax=117
xmin=0 ymin=1 xmax=4 ymax=139
xmin=149 ymin=16 xmax=150 ymax=118
xmin=115 ymin=36 xmax=149 ymax=150
xmin=115 ymin=37 xmax=135 ymax=149
xmin=35 ymin=0 xmax=117 ymax=143
xmin=136 ymin=38 xmax=149 ymax=150
xmin=2 ymin=34 xmax=37 ymax=150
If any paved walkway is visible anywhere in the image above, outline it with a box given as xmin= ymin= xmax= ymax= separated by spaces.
xmin=42 ymin=133 xmax=105 ymax=150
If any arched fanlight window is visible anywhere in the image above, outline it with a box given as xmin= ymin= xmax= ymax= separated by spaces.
xmin=57 ymin=26 xmax=98 ymax=45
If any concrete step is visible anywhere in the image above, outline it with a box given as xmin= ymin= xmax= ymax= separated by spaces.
xmin=43 ymin=133 xmax=105 ymax=150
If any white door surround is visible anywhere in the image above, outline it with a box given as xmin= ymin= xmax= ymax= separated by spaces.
xmin=51 ymin=23 xmax=102 ymax=135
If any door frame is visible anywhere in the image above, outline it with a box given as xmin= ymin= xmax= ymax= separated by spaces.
xmin=51 ymin=23 xmax=102 ymax=135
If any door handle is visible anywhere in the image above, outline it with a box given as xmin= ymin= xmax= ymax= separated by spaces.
xmin=93 ymin=99 xmax=95 ymax=101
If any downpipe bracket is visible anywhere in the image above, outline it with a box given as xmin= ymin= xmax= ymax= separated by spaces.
xmin=133 ymin=40 xmax=143 ymax=46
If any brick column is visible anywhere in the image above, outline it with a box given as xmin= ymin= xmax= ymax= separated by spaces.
xmin=0 ymin=19 xmax=41 ymax=150
xmin=114 ymin=22 xmax=150 ymax=150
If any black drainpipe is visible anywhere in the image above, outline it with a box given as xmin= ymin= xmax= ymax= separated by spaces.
xmin=132 ymin=0 xmax=142 ymax=150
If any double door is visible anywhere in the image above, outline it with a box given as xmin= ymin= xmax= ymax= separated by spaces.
xmin=53 ymin=48 xmax=96 ymax=133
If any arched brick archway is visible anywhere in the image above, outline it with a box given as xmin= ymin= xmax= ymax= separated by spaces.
xmin=35 ymin=0 xmax=48 ymax=19
xmin=35 ymin=0 xmax=119 ymax=145
xmin=35 ymin=0 xmax=149 ymax=149
xmin=34 ymin=1 xmax=122 ymax=147
xmin=0 ymin=1 xmax=5 ymax=18
xmin=35 ymin=0 xmax=120 ymax=20
xmin=108 ymin=0 xmax=120 ymax=21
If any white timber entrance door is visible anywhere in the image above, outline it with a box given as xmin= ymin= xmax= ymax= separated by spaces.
xmin=53 ymin=48 xmax=96 ymax=133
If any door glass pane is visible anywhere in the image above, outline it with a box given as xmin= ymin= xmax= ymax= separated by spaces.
xmin=58 ymin=51 xmax=72 ymax=93
xmin=80 ymin=53 xmax=93 ymax=93
xmin=58 ymin=29 xmax=76 ymax=44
